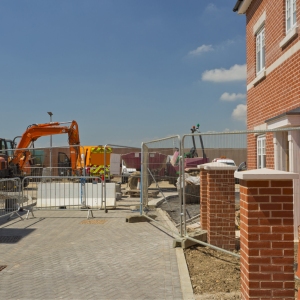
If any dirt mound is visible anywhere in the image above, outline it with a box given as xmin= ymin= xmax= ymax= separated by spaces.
xmin=185 ymin=246 xmax=240 ymax=297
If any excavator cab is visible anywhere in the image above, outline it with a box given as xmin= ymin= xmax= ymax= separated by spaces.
xmin=58 ymin=152 xmax=71 ymax=176
xmin=0 ymin=138 xmax=15 ymax=180
xmin=0 ymin=138 xmax=14 ymax=157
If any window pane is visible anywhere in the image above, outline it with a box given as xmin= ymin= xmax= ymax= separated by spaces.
xmin=287 ymin=0 xmax=291 ymax=16
xmin=262 ymin=155 xmax=266 ymax=168
xmin=257 ymin=34 xmax=261 ymax=72
xmin=0 ymin=141 xmax=5 ymax=153
xmin=261 ymin=30 xmax=265 ymax=69
xmin=293 ymin=0 xmax=297 ymax=26
xmin=257 ymin=50 xmax=261 ymax=72
xmin=256 ymin=29 xmax=265 ymax=73
xmin=257 ymin=136 xmax=266 ymax=169
xmin=293 ymin=0 xmax=296 ymax=26
xmin=287 ymin=0 xmax=291 ymax=31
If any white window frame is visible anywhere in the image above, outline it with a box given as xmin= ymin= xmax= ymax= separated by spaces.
xmin=257 ymin=135 xmax=266 ymax=169
xmin=286 ymin=0 xmax=297 ymax=33
xmin=256 ymin=27 xmax=265 ymax=75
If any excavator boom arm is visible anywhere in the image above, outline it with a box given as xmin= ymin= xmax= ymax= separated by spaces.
xmin=11 ymin=120 xmax=80 ymax=173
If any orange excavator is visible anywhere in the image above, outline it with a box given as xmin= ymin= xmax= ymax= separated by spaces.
xmin=0 ymin=120 xmax=80 ymax=183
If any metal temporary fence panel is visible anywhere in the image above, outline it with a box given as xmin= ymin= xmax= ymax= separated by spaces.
xmin=4 ymin=145 xmax=86 ymax=180
xmin=141 ymin=143 xmax=149 ymax=212
xmin=141 ymin=135 xmax=183 ymax=230
xmin=182 ymin=127 xmax=300 ymax=241
xmin=0 ymin=178 xmax=22 ymax=219
xmin=22 ymin=176 xmax=117 ymax=210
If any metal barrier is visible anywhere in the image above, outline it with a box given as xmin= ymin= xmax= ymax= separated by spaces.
xmin=3 ymin=145 xmax=86 ymax=178
xmin=181 ymin=130 xmax=247 ymax=253
xmin=140 ymin=127 xmax=300 ymax=258
xmin=0 ymin=177 xmax=33 ymax=220
xmin=103 ymin=144 xmax=141 ymax=212
xmin=141 ymin=135 xmax=183 ymax=230
xmin=179 ymin=127 xmax=300 ymax=255
xmin=21 ymin=176 xmax=114 ymax=218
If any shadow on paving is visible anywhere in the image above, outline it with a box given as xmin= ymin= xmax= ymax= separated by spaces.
xmin=0 ymin=228 xmax=36 ymax=243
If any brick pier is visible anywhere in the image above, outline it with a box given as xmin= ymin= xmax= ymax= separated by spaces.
xmin=199 ymin=162 xmax=237 ymax=251
xmin=235 ymin=168 xmax=298 ymax=300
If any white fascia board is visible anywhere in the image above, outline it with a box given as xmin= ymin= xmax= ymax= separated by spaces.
xmin=238 ymin=0 xmax=253 ymax=14
xmin=267 ymin=115 xmax=300 ymax=129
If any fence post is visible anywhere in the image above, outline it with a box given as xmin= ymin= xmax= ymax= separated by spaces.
xmin=236 ymin=168 xmax=298 ymax=299
xmin=200 ymin=162 xmax=236 ymax=251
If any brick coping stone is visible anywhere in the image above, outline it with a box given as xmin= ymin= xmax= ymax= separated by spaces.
xmin=235 ymin=168 xmax=299 ymax=180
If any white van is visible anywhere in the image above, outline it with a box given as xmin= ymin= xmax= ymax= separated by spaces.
xmin=121 ymin=160 xmax=137 ymax=184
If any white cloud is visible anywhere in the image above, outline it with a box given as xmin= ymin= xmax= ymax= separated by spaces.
xmin=188 ymin=45 xmax=213 ymax=56
xmin=220 ymin=92 xmax=246 ymax=102
xmin=202 ymin=64 xmax=246 ymax=82
xmin=232 ymin=104 xmax=247 ymax=123
xmin=204 ymin=3 xmax=218 ymax=13
xmin=186 ymin=37 xmax=245 ymax=59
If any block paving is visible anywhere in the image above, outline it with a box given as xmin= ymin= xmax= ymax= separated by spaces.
xmin=0 ymin=208 xmax=183 ymax=300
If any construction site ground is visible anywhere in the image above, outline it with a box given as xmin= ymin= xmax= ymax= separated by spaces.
xmin=0 ymin=179 xmax=191 ymax=300
xmin=0 ymin=178 xmax=299 ymax=299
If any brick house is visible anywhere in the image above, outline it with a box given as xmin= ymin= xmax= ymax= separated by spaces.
xmin=233 ymin=0 xmax=300 ymax=239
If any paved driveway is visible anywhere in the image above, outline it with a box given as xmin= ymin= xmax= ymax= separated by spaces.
xmin=0 ymin=209 xmax=183 ymax=300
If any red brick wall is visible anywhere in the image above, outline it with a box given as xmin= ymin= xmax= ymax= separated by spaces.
xmin=240 ymin=179 xmax=294 ymax=299
xmin=246 ymin=0 xmax=300 ymax=83
xmin=245 ymin=0 xmax=300 ymax=169
xmin=206 ymin=169 xmax=236 ymax=251
xmin=247 ymin=52 xmax=300 ymax=131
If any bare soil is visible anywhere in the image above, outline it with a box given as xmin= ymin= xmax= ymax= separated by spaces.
xmin=185 ymin=245 xmax=241 ymax=299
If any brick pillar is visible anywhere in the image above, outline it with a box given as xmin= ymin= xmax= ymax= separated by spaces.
xmin=200 ymin=169 xmax=208 ymax=230
xmin=199 ymin=163 xmax=236 ymax=251
xmin=236 ymin=169 xmax=298 ymax=300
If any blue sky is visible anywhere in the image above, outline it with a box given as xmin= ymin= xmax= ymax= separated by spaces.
xmin=0 ymin=1 xmax=246 ymax=147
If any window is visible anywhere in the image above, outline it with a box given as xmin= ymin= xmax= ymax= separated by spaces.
xmin=0 ymin=140 xmax=5 ymax=154
xmin=257 ymin=135 xmax=266 ymax=168
xmin=6 ymin=140 xmax=14 ymax=157
xmin=286 ymin=0 xmax=297 ymax=32
xmin=256 ymin=27 xmax=265 ymax=74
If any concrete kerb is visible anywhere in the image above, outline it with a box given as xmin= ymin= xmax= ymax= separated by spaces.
xmin=148 ymin=193 xmax=178 ymax=207
xmin=127 ymin=192 xmax=178 ymax=214
xmin=155 ymin=207 xmax=195 ymax=300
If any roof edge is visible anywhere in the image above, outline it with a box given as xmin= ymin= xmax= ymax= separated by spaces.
xmin=233 ymin=0 xmax=252 ymax=14
xmin=265 ymin=106 xmax=300 ymax=124
xmin=233 ymin=0 xmax=243 ymax=12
